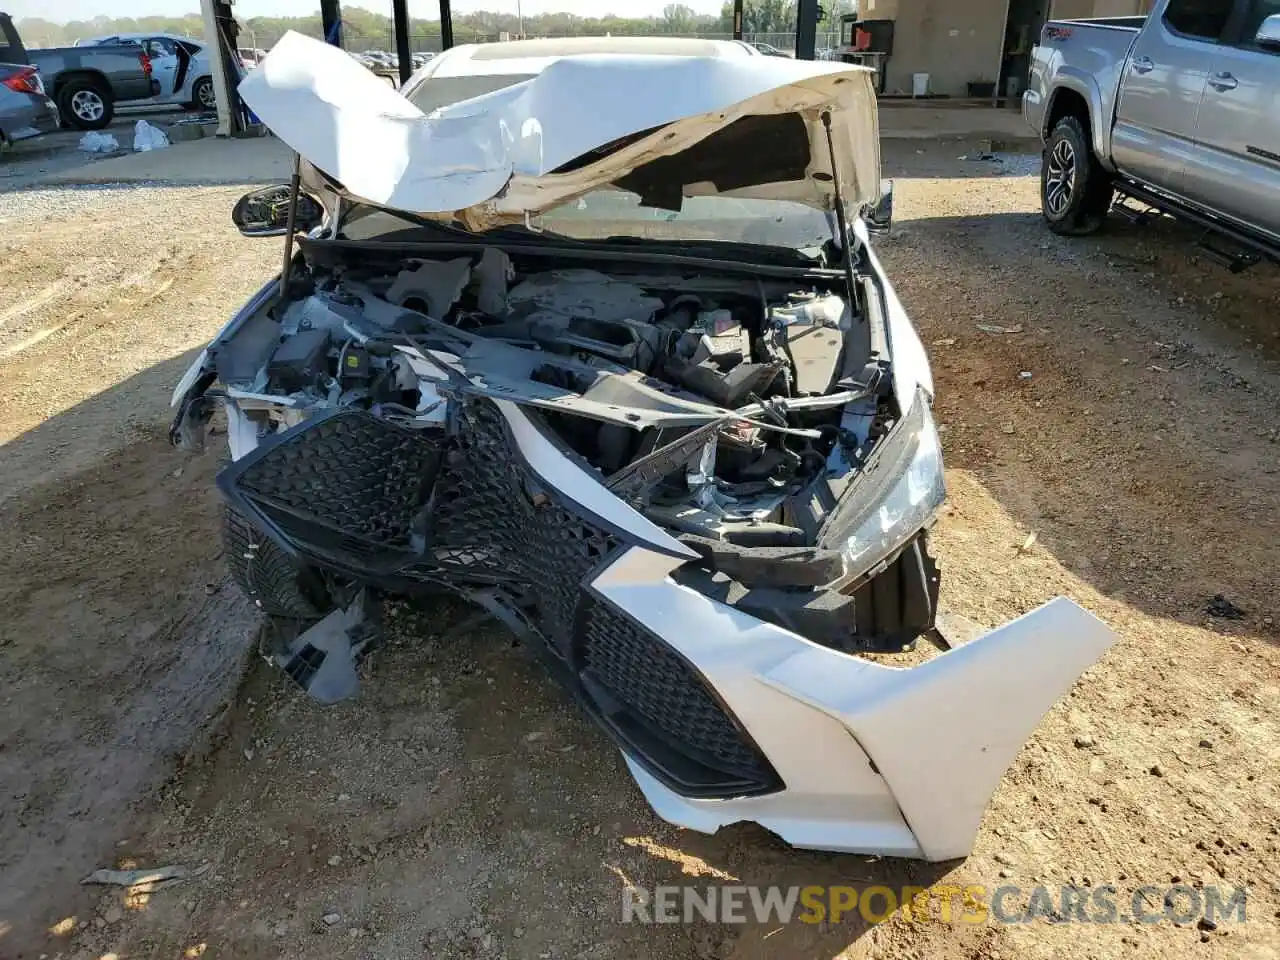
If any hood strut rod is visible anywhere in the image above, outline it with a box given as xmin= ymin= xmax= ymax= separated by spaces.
xmin=278 ymin=152 xmax=302 ymax=304
xmin=820 ymin=111 xmax=859 ymax=304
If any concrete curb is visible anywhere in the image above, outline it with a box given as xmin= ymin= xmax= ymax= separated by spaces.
xmin=881 ymin=132 xmax=1042 ymax=150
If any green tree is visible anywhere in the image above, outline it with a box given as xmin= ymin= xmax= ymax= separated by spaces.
xmin=662 ymin=3 xmax=698 ymax=34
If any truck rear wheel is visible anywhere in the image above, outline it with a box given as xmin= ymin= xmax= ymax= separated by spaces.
xmin=1042 ymin=116 xmax=1112 ymax=236
xmin=223 ymin=506 xmax=329 ymax=619
xmin=58 ymin=79 xmax=114 ymax=131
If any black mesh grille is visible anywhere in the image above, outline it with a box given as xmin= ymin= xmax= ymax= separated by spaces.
xmin=427 ymin=401 xmax=775 ymax=790
xmin=226 ymin=399 xmax=777 ymax=796
xmin=580 ymin=599 xmax=775 ymax=783
xmin=428 ymin=400 xmax=615 ymax=644
xmin=238 ymin=412 xmax=440 ymax=549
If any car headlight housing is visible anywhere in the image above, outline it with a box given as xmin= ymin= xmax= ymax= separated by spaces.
xmin=821 ymin=389 xmax=946 ymax=581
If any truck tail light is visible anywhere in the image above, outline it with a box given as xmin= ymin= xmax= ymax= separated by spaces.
xmin=139 ymin=50 xmax=153 ymax=77
xmin=2 ymin=66 xmax=43 ymax=95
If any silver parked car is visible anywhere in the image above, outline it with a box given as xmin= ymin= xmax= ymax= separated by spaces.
xmin=0 ymin=62 xmax=59 ymax=144
xmin=80 ymin=33 xmax=234 ymax=112
xmin=1024 ymin=0 xmax=1280 ymax=263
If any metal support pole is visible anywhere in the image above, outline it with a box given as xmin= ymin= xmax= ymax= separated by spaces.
xmin=795 ymin=0 xmax=820 ymax=59
xmin=732 ymin=0 xmax=744 ymax=40
xmin=440 ymin=0 xmax=455 ymax=50
xmin=320 ymin=0 xmax=343 ymax=47
xmin=392 ymin=0 xmax=412 ymax=85
xmin=199 ymin=0 xmax=235 ymax=136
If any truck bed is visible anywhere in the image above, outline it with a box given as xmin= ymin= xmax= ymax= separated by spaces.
xmin=25 ymin=46 xmax=155 ymax=103
xmin=1054 ymin=15 xmax=1146 ymax=30
xmin=1023 ymin=17 xmax=1143 ymax=152
xmin=0 ymin=15 xmax=154 ymax=106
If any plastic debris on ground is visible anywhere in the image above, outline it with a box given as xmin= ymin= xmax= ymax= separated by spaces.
xmin=133 ymin=119 xmax=170 ymax=152
xmin=82 ymin=864 xmax=208 ymax=890
xmin=1206 ymin=594 xmax=1246 ymax=620
xmin=78 ymin=132 xmax=120 ymax=153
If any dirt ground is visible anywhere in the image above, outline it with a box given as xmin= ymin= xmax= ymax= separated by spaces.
xmin=0 ymin=141 xmax=1276 ymax=960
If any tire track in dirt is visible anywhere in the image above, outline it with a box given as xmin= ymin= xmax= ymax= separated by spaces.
xmin=0 ymin=185 xmax=276 ymax=948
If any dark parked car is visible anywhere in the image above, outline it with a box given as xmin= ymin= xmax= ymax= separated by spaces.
xmin=0 ymin=12 xmax=155 ymax=129
xmin=0 ymin=61 xmax=58 ymax=144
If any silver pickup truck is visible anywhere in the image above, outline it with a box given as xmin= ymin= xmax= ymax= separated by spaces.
xmin=1023 ymin=0 xmax=1280 ymax=263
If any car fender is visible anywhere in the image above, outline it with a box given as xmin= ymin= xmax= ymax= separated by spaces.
xmin=1046 ymin=70 xmax=1113 ymax=168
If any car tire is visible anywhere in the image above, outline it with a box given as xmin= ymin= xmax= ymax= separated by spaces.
xmin=1042 ymin=116 xmax=1113 ymax=236
xmin=188 ymin=76 xmax=215 ymax=112
xmin=223 ymin=506 xmax=329 ymax=619
xmin=58 ymin=79 xmax=114 ymax=131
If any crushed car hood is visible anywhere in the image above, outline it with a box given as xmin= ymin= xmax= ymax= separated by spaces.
xmin=238 ymin=32 xmax=880 ymax=229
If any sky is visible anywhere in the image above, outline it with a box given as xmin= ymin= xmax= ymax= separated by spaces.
xmin=7 ymin=0 xmax=728 ymax=20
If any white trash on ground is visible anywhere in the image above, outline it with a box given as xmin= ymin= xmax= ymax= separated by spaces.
xmin=81 ymin=863 xmax=208 ymax=890
xmin=133 ymin=119 xmax=170 ymax=152
xmin=78 ymin=132 xmax=120 ymax=153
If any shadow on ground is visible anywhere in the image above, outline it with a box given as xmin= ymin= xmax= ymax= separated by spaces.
xmin=0 ymin=349 xmax=258 ymax=949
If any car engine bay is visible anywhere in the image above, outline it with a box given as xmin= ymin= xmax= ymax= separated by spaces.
xmin=206 ymin=243 xmax=901 ymax=560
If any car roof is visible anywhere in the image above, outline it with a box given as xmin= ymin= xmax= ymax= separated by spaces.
xmin=424 ymin=35 xmax=759 ymax=79
xmin=86 ymin=32 xmax=201 ymax=44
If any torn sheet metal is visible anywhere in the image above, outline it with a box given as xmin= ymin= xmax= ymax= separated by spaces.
xmin=592 ymin=547 xmax=1119 ymax=861
xmin=238 ymin=32 xmax=879 ymax=227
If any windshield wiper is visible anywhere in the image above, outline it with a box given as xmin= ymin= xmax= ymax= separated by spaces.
xmin=596 ymin=235 xmax=824 ymax=266
xmin=339 ymin=205 xmax=560 ymax=244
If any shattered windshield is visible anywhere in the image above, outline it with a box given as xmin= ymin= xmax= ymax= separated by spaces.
xmin=392 ymin=72 xmax=835 ymax=252
xmin=339 ymin=192 xmax=833 ymax=253
xmin=534 ymin=189 xmax=834 ymax=249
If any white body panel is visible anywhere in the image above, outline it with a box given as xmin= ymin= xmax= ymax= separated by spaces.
xmin=492 ymin=405 xmax=1118 ymax=861
xmin=237 ymin=32 xmax=880 ymax=228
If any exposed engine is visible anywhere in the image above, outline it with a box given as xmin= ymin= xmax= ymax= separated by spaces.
xmin=209 ymin=247 xmax=891 ymax=550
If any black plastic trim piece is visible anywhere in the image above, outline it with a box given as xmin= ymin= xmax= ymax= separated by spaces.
xmin=218 ymin=399 xmax=781 ymax=800
xmin=1113 ymin=178 xmax=1280 ymax=264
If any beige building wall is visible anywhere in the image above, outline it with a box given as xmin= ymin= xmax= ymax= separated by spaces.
xmin=864 ymin=0 xmax=1153 ymax=98
xmin=1051 ymin=0 xmax=1151 ymax=17
xmin=864 ymin=0 xmax=1009 ymax=96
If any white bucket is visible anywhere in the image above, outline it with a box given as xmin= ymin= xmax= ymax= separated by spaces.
xmin=912 ymin=72 xmax=930 ymax=97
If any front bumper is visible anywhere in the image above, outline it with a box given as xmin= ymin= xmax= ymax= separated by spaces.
xmin=217 ymin=396 xmax=1117 ymax=860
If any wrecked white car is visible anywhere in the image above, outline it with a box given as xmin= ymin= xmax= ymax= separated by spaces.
xmin=171 ymin=33 xmax=1117 ymax=861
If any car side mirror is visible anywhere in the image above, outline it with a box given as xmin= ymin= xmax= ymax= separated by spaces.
xmin=1256 ymin=13 xmax=1280 ymax=47
xmin=231 ymin=185 xmax=324 ymax=237
xmin=866 ymin=179 xmax=894 ymax=235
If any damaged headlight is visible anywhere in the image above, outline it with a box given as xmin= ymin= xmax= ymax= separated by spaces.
xmin=825 ymin=389 xmax=945 ymax=581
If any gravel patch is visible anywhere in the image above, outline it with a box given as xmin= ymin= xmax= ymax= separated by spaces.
xmin=0 ymin=182 xmax=221 ymax=224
